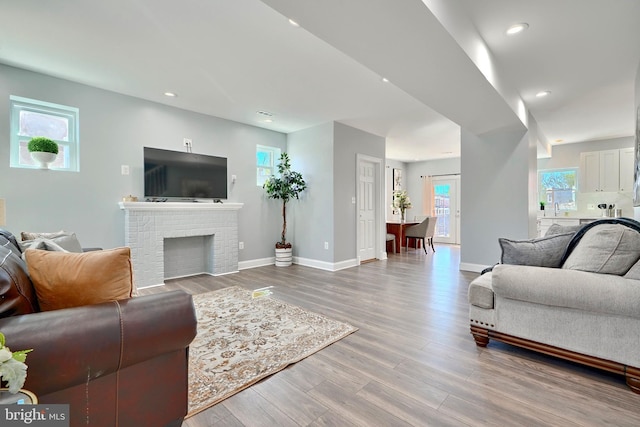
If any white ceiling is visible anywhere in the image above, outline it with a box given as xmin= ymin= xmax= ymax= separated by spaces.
xmin=1 ymin=0 xmax=638 ymax=162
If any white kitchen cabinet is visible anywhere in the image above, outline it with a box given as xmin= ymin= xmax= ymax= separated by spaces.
xmin=537 ymin=217 xmax=594 ymax=237
xmin=537 ymin=217 xmax=581 ymax=237
xmin=619 ymin=147 xmax=635 ymax=192
xmin=579 ymin=149 xmax=622 ymax=192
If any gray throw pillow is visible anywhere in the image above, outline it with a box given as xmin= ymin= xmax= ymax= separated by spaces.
xmin=20 ymin=238 xmax=69 ymax=262
xmin=499 ymin=232 xmax=574 ymax=268
xmin=21 ymin=230 xmax=67 ymax=241
xmin=544 ymin=223 xmax=583 ymax=237
xmin=19 ymin=233 xmax=83 ymax=253
xmin=563 ymin=224 xmax=640 ymax=275
xmin=624 ymin=258 xmax=640 ymax=280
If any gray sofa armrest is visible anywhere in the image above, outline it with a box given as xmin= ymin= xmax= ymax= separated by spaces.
xmin=492 ymin=264 xmax=640 ymax=319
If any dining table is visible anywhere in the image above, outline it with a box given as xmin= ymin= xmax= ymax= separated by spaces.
xmin=386 ymin=221 xmax=419 ymax=253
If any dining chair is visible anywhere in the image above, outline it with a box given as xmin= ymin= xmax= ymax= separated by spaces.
xmin=386 ymin=233 xmax=396 ymax=253
xmin=405 ymin=216 xmax=437 ymax=254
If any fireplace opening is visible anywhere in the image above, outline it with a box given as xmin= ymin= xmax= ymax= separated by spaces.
xmin=164 ymin=235 xmax=214 ymax=279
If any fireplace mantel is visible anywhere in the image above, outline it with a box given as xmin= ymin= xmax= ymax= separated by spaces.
xmin=119 ymin=201 xmax=244 ymax=211
xmin=119 ymin=202 xmax=243 ymax=288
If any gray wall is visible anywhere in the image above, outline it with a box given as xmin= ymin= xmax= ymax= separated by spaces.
xmin=333 ymin=122 xmax=385 ymax=262
xmin=406 ymin=157 xmax=461 ymax=219
xmin=635 ymin=60 xmax=640 ymax=217
xmin=460 ymin=127 xmax=531 ymax=269
xmin=288 ymin=122 xmax=385 ymax=265
xmin=0 ymin=64 xmax=286 ymax=262
xmin=287 ymin=122 xmax=334 ymax=262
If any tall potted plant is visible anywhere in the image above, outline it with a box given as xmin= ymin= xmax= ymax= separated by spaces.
xmin=263 ymin=153 xmax=307 ymax=267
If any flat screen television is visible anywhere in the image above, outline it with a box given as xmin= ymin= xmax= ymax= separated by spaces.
xmin=144 ymin=147 xmax=227 ymax=200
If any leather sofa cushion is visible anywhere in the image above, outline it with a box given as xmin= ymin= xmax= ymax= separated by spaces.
xmin=563 ymin=224 xmax=640 ymax=275
xmin=25 ymin=247 xmax=134 ymax=311
xmin=0 ymin=245 xmax=39 ymax=317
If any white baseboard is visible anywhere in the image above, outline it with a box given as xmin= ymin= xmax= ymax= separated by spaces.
xmin=293 ymin=256 xmax=358 ymax=272
xmin=238 ymin=257 xmax=275 ymax=270
xmin=459 ymin=262 xmax=489 ymax=273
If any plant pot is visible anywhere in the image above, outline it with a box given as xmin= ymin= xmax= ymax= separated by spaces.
xmin=30 ymin=151 xmax=57 ymax=169
xmin=275 ymin=247 xmax=292 ymax=267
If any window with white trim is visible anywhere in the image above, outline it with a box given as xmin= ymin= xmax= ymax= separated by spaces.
xmin=538 ymin=168 xmax=578 ymax=211
xmin=10 ymin=95 xmax=80 ymax=171
xmin=256 ymin=145 xmax=281 ymax=186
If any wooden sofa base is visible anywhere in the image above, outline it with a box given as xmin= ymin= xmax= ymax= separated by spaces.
xmin=470 ymin=325 xmax=640 ymax=394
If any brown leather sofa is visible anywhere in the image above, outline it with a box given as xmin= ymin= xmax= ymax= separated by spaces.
xmin=0 ymin=229 xmax=197 ymax=426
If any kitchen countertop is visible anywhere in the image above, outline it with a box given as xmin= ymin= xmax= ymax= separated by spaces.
xmin=537 ymin=215 xmax=613 ymax=220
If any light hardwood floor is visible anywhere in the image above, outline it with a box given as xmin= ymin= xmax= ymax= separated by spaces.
xmin=141 ymin=245 xmax=640 ymax=426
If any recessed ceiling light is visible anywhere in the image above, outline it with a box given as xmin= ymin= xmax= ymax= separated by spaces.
xmin=506 ymin=23 xmax=529 ymax=36
xmin=382 ymin=77 xmax=389 ymax=83
xmin=164 ymin=92 xmax=177 ymax=97
xmin=288 ymin=18 xmax=300 ymax=27
xmin=536 ymin=90 xmax=551 ymax=97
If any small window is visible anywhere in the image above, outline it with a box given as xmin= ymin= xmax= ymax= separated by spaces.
xmin=256 ymin=145 xmax=281 ymax=186
xmin=9 ymin=95 xmax=80 ymax=172
xmin=538 ymin=168 xmax=577 ymax=211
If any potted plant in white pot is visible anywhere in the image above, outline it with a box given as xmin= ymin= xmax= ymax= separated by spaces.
xmin=27 ymin=136 xmax=58 ymax=169
xmin=263 ymin=152 xmax=307 ymax=267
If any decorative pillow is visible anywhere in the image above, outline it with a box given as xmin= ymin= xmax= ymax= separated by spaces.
xmin=21 ymin=230 xmax=66 ymax=241
xmin=624 ymin=258 xmax=640 ymax=280
xmin=544 ymin=223 xmax=583 ymax=237
xmin=25 ymin=247 xmax=134 ymax=311
xmin=20 ymin=238 xmax=68 ymax=262
xmin=499 ymin=232 xmax=574 ymax=268
xmin=20 ymin=231 xmax=83 ymax=253
xmin=562 ymin=224 xmax=640 ymax=275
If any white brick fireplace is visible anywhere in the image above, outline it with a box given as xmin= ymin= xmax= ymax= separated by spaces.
xmin=119 ymin=202 xmax=243 ymax=288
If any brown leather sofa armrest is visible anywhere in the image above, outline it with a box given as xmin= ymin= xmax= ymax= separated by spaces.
xmin=118 ymin=290 xmax=197 ymax=368
xmin=0 ymin=290 xmax=197 ymax=397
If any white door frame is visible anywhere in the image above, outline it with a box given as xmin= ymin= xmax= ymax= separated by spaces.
xmin=356 ymin=154 xmax=383 ymax=263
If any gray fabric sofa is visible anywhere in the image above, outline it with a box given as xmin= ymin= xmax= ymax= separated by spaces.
xmin=469 ymin=218 xmax=640 ymax=393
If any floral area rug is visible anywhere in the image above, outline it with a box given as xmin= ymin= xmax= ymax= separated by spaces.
xmin=187 ymin=286 xmax=358 ymax=417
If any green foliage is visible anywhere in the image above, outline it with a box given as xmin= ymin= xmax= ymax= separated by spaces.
xmin=540 ymin=170 xmax=574 ymax=190
xmin=27 ymin=137 xmax=59 ymax=154
xmin=263 ymin=153 xmax=307 ymax=246
xmin=0 ymin=332 xmax=32 ymax=394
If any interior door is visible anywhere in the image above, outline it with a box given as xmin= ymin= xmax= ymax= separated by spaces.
xmin=433 ymin=176 xmax=460 ymax=244
xmin=358 ymin=160 xmax=376 ymax=261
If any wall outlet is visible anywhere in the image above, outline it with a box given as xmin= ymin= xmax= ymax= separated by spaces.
xmin=324 ymin=241 xmax=329 ymax=250
xmin=121 ymin=165 xmax=130 ymax=175
xmin=587 ymin=204 xmax=595 ymax=210
xmin=183 ymin=138 xmax=192 ymax=148
xmin=239 ymin=241 xmax=244 ymax=250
